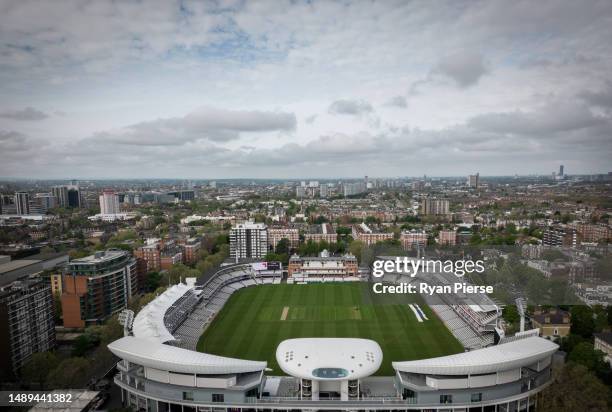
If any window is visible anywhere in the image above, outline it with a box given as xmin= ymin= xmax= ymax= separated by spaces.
xmin=182 ymin=392 xmax=193 ymax=401
xmin=212 ymin=394 xmax=224 ymax=403
xmin=471 ymin=392 xmax=482 ymax=402
xmin=440 ymin=394 xmax=452 ymax=404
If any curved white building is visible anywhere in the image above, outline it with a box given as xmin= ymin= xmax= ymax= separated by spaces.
xmin=276 ymin=338 xmax=383 ymax=401
xmin=108 ymin=263 xmax=559 ymax=411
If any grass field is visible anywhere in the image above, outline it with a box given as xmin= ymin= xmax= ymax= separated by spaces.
xmin=197 ymin=282 xmax=463 ymax=376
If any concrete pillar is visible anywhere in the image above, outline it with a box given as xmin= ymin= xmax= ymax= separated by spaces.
xmin=340 ymin=380 xmax=349 ymax=401
xmin=311 ymin=380 xmax=319 ymax=401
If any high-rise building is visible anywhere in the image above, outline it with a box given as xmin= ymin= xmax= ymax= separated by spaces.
xmin=61 ymin=250 xmax=137 ymax=328
xmin=99 ymin=189 xmax=120 ymax=214
xmin=67 ymin=188 xmax=81 ymax=208
xmin=167 ymin=190 xmax=195 ymax=202
xmin=230 ymin=222 xmax=268 ymax=260
xmin=31 ymin=193 xmax=57 ymax=214
xmin=296 ymin=186 xmax=306 ymax=198
xmin=0 ymin=278 xmax=56 ymax=380
xmin=14 ymin=192 xmax=30 ymax=215
xmin=51 ymin=185 xmax=69 ymax=208
xmin=468 ymin=173 xmax=479 ymax=188
xmin=559 ymin=165 xmax=564 ymax=176
xmin=319 ymin=184 xmax=329 ymax=198
xmin=421 ymin=198 xmax=450 ymax=215
xmin=343 ymin=181 xmax=366 ymax=197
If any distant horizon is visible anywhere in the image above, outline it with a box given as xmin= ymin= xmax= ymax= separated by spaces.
xmin=1 ymin=171 xmax=610 ymax=183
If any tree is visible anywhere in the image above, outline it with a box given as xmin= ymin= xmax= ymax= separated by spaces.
xmin=20 ymin=352 xmax=59 ymax=389
xmin=568 ymin=342 xmax=608 ymax=373
xmin=276 ymin=238 xmax=290 ymax=254
xmin=46 ymin=357 xmax=91 ymax=389
xmin=571 ymin=306 xmax=595 ymax=338
xmin=145 ymin=271 xmax=162 ymax=291
xmin=503 ymin=305 xmax=520 ymax=325
xmin=348 ymin=240 xmax=365 ymax=263
xmin=540 ymin=363 xmax=610 ymax=412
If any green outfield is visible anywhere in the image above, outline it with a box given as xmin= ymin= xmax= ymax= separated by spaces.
xmin=196 ymin=282 xmax=463 ymax=376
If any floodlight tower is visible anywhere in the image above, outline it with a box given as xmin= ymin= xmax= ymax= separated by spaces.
xmin=118 ymin=309 xmax=135 ymax=337
xmin=515 ymin=298 xmax=526 ymax=332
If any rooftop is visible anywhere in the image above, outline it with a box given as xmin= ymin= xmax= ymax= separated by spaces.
xmin=393 ymin=336 xmax=558 ymax=375
xmin=276 ymin=338 xmax=383 ymax=381
xmin=69 ymin=249 xmax=128 ymax=265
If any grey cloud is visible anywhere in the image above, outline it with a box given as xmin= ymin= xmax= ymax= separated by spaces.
xmin=383 ymin=96 xmax=407 ymax=108
xmin=435 ymin=52 xmax=487 ymax=87
xmin=305 ymin=115 xmax=317 ymax=124
xmin=95 ymin=107 xmax=296 ymax=146
xmin=0 ymin=107 xmax=48 ymax=121
xmin=468 ymin=101 xmax=608 ymax=135
xmin=579 ymin=82 xmax=612 ymax=108
xmin=328 ymin=99 xmax=373 ymax=116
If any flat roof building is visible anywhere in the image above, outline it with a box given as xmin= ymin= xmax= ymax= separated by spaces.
xmin=61 ymin=250 xmax=137 ymax=328
xmin=0 ymin=277 xmax=56 ymax=380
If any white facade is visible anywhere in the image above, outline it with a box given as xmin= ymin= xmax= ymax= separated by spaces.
xmin=229 ymin=222 xmax=268 ymax=259
xmin=99 ymin=190 xmax=120 ymax=214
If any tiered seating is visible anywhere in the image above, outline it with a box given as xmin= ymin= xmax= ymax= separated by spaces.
xmin=161 ymin=264 xmax=282 ymax=350
xmin=163 ymin=290 xmax=200 ymax=334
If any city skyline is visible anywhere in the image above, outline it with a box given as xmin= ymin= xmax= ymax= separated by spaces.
xmin=1 ymin=1 xmax=612 ymax=178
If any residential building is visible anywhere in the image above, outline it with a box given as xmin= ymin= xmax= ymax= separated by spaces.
xmin=570 ymin=223 xmax=611 ymax=243
xmin=468 ymin=173 xmax=479 ymax=188
xmin=594 ymin=332 xmax=612 ymax=365
xmin=229 ymin=222 xmax=268 ymax=260
xmin=181 ymin=237 xmax=201 ymax=265
xmin=268 ymin=227 xmax=299 ymax=250
xmin=0 ymin=277 xmax=56 ymax=380
xmin=542 ymin=227 xmax=578 ymax=248
xmin=160 ymin=244 xmax=183 ymax=271
xmin=352 ymin=223 xmax=393 ymax=246
xmin=421 ymin=198 xmax=450 ymax=215
xmin=61 ymin=250 xmax=137 ymax=328
xmin=134 ymin=243 xmax=162 ymax=273
xmin=437 ymin=229 xmax=457 ymax=246
xmin=400 ymin=230 xmax=427 ymax=250
xmin=531 ymin=308 xmax=571 ymax=338
xmin=304 ymin=223 xmax=337 ymax=244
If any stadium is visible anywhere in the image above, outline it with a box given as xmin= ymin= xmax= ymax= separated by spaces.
xmin=108 ymin=258 xmax=559 ymax=411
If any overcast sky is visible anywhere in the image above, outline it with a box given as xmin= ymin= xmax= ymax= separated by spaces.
xmin=1 ymin=0 xmax=612 ymax=179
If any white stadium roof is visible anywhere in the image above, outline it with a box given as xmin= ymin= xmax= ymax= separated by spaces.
xmin=132 ymin=283 xmax=191 ymax=343
xmin=392 ymin=336 xmax=558 ymax=375
xmin=276 ymin=338 xmax=383 ymax=380
xmin=108 ymin=336 xmax=267 ymax=375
